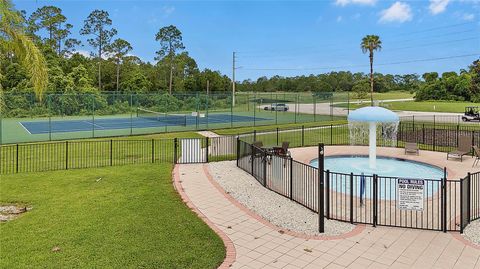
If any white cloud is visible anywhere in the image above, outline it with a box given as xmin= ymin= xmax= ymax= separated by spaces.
xmin=463 ymin=13 xmax=475 ymax=20
xmin=162 ymin=6 xmax=175 ymax=17
xmin=429 ymin=0 xmax=450 ymax=15
xmin=379 ymin=2 xmax=413 ymax=23
xmin=335 ymin=0 xmax=376 ymax=6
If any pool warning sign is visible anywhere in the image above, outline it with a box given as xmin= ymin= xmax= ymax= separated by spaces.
xmin=397 ymin=179 xmax=424 ymax=211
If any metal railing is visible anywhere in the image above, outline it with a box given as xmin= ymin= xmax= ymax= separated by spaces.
xmin=236 ymin=138 xmax=479 ymax=234
xmin=1 ymin=137 xmax=238 ymax=174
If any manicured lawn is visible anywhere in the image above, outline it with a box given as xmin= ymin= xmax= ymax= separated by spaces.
xmin=338 ymin=100 xmax=478 ymax=113
xmin=350 ymin=91 xmax=413 ymax=101
xmin=0 ymin=164 xmax=225 ymax=268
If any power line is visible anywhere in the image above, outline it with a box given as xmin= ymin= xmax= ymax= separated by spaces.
xmin=388 ymin=37 xmax=479 ymax=51
xmin=236 ymin=37 xmax=478 ymax=61
xmin=240 ymin=53 xmax=480 ymax=71
xmin=237 ymin=22 xmax=478 ymax=57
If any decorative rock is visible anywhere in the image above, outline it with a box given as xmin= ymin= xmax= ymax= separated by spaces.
xmin=209 ymin=161 xmax=355 ymax=236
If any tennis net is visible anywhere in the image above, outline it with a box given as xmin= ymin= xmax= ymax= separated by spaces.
xmin=136 ymin=108 xmax=187 ymax=126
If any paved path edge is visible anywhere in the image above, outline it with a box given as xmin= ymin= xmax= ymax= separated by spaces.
xmin=172 ymin=165 xmax=236 ymax=269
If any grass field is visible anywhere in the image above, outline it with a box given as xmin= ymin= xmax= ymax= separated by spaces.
xmin=237 ymin=91 xmax=414 ymax=103
xmin=337 ymin=100 xmax=478 ymax=113
xmin=0 ymin=163 xmax=225 ymax=268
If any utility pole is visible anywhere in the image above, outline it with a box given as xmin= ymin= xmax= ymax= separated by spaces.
xmin=206 ymin=80 xmax=210 ymax=96
xmin=232 ymin=51 xmax=236 ymax=106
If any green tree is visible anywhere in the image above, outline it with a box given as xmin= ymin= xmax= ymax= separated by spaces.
xmin=80 ymin=10 xmax=117 ymax=90
xmin=107 ymin=38 xmax=132 ymax=91
xmin=360 ymin=35 xmax=382 ymax=105
xmin=468 ymin=60 xmax=480 ymax=102
xmin=352 ymin=79 xmax=370 ymax=99
xmin=155 ymin=25 xmax=185 ymax=94
xmin=28 ymin=6 xmax=65 ymax=50
xmin=0 ymin=0 xmax=48 ymax=102
xmin=27 ymin=5 xmax=80 ymax=56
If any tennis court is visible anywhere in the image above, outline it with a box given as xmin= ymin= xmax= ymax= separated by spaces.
xmin=20 ymin=113 xmax=270 ymax=134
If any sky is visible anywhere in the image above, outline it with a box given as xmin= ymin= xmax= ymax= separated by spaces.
xmin=13 ymin=0 xmax=480 ymax=81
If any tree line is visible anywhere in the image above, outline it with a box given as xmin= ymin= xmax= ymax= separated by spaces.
xmin=1 ymin=2 xmax=479 ymax=107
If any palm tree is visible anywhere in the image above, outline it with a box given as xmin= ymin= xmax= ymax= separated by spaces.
xmin=0 ymin=0 xmax=48 ymax=106
xmin=361 ymin=35 xmax=382 ymax=106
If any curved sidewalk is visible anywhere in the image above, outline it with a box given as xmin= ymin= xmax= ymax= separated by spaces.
xmin=174 ymin=163 xmax=480 ymax=269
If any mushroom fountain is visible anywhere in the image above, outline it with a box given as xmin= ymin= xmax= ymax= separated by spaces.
xmin=347 ymin=106 xmax=400 ymax=169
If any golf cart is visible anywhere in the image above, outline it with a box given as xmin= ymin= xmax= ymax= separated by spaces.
xmin=462 ymin=106 xmax=480 ymax=122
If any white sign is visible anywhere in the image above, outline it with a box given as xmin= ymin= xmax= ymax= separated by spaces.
xmin=397 ymin=178 xmax=424 ymax=211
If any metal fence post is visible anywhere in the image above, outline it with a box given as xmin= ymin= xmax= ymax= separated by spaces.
xmin=65 ymin=141 xmax=68 ymax=170
xmin=110 ymin=139 xmax=113 ymax=166
xmin=373 ymin=174 xmax=378 ymax=227
xmin=253 ymin=130 xmax=257 ymax=142
xmin=236 ymin=137 xmax=240 ymax=166
xmin=422 ymin=124 xmax=425 ymax=144
xmin=250 ymin=143 xmax=254 ymax=174
xmin=151 ymin=139 xmax=155 ymax=163
xmin=318 ymin=143 xmax=325 ymax=233
xmin=330 ymin=124 xmax=333 ymax=145
xmin=326 ymin=170 xmax=330 ymax=219
xmin=442 ymin=168 xmax=447 ymax=232
xmin=205 ymin=137 xmax=209 ymax=163
xmin=174 ymin=138 xmax=178 ymax=164
xmin=276 ymin=128 xmax=279 ymax=145
xmin=16 ymin=144 xmax=19 ymax=173
xmin=350 ymin=172 xmax=354 ymax=224
xmin=461 ymin=177 xmax=464 ymax=234
xmin=467 ymin=172 xmax=471 ymax=223
xmin=262 ymin=150 xmax=267 ymax=187
xmin=456 ymin=125 xmax=460 ymax=147
xmin=289 ymin=157 xmax=293 ymax=200
xmin=301 ymin=125 xmax=305 ymax=147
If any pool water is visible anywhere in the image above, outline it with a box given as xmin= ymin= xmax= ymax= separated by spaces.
xmin=310 ymin=156 xmax=445 ymax=199
xmin=310 ymin=156 xmax=444 ymax=179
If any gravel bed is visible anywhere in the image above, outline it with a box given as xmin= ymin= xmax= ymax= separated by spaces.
xmin=208 ymin=161 xmax=355 ymax=236
xmin=463 ymin=219 xmax=480 ymax=245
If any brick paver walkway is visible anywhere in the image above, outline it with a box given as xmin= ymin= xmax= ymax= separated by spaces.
xmin=174 ymin=163 xmax=480 ymax=269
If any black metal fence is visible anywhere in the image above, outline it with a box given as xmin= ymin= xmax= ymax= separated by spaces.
xmin=460 ymin=171 xmax=480 ymax=232
xmin=2 ymin=121 xmax=479 ymax=234
xmin=237 ymin=138 xmax=480 ymax=233
xmin=238 ymin=122 xmax=480 ymax=153
xmin=1 ymin=136 xmax=238 ymax=174
xmin=2 ymin=122 xmax=479 ymax=174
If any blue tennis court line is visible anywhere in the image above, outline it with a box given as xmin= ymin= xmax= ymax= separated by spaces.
xmin=20 ymin=114 xmax=270 ymax=134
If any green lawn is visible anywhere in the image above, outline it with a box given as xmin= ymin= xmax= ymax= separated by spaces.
xmin=337 ymin=100 xmax=478 ymax=113
xmin=237 ymin=91 xmax=413 ymax=103
xmin=0 ymin=164 xmax=225 ymax=268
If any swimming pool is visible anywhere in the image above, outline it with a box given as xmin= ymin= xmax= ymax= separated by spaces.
xmin=310 ymin=156 xmax=445 ymax=199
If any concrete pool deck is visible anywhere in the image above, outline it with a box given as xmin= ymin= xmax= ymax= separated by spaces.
xmin=291 ymin=146 xmax=478 ymax=180
xmin=175 ymin=160 xmax=480 ymax=268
